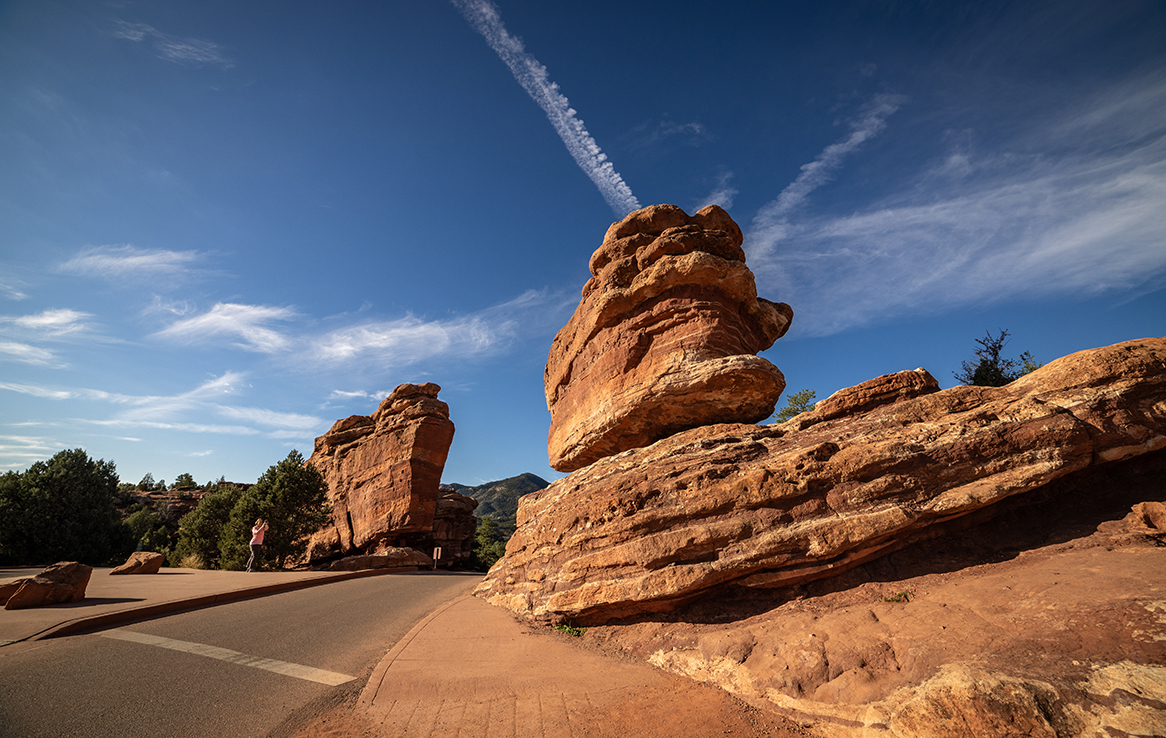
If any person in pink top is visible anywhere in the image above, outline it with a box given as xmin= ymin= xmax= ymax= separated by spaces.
xmin=246 ymin=518 xmax=268 ymax=572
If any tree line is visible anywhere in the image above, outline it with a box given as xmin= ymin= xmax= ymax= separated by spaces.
xmin=0 ymin=449 xmax=329 ymax=570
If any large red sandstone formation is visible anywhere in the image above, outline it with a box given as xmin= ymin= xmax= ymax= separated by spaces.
xmin=545 ymin=203 xmax=793 ymax=472
xmin=307 ymin=383 xmax=456 ymax=560
xmin=478 ymin=337 xmax=1166 ymax=625
xmin=589 ymin=450 xmax=1166 ymax=737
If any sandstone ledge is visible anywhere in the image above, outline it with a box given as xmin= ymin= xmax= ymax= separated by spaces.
xmin=477 ymin=337 xmax=1166 ymax=625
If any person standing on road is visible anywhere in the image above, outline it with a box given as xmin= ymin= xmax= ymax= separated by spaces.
xmin=246 ymin=518 xmax=269 ymax=572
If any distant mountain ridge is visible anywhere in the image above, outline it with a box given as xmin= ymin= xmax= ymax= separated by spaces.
xmin=446 ymin=472 xmax=549 ymax=532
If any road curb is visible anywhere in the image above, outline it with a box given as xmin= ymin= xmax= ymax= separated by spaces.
xmin=27 ymin=566 xmax=420 ymax=642
xmin=359 ymin=593 xmax=472 ymax=707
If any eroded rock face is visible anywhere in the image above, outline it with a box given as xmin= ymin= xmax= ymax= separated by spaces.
xmin=4 ymin=561 xmax=92 ymax=610
xmin=478 ymin=337 xmax=1166 ymax=625
xmin=588 ymin=447 xmax=1166 ymax=737
xmin=545 ymin=204 xmax=793 ymax=472
xmin=110 ymin=551 xmax=164 ymax=575
xmin=431 ymin=490 xmax=479 ymax=568
xmin=307 ymin=383 xmax=455 ymax=559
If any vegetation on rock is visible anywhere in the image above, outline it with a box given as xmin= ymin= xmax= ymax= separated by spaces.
xmin=954 ymin=329 xmax=1041 ymax=387
xmin=772 ymin=388 xmax=817 ymax=423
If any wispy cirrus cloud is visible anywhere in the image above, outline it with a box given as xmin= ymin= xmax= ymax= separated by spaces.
xmin=6 ymin=308 xmax=94 ymax=335
xmin=310 ymin=314 xmax=503 ymax=366
xmin=450 ymin=0 xmax=640 ymax=217
xmin=748 ymin=94 xmax=905 ymax=266
xmin=60 ymin=245 xmax=203 ymax=280
xmin=304 ymin=288 xmax=565 ymax=369
xmin=213 ymin=405 xmax=322 ymax=432
xmin=0 ymin=309 xmax=106 ymax=367
xmin=0 ymin=435 xmax=61 ymax=467
xmin=745 ymin=73 xmax=1166 ymax=336
xmin=694 ymin=172 xmax=739 ymax=212
xmin=112 ymin=21 xmax=234 ymax=68
xmin=0 ymin=279 xmax=28 ymax=301
xmin=152 ymin=303 xmax=298 ymax=353
xmin=0 ymin=372 xmax=326 ymax=440
xmin=0 ymin=341 xmax=60 ymax=367
xmin=0 ymin=380 xmax=72 ymax=398
xmin=627 ymin=118 xmax=711 ymax=151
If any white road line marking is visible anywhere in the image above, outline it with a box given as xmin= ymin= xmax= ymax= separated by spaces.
xmin=100 ymin=629 xmax=355 ymax=686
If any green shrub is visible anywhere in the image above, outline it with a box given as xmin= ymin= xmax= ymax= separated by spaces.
xmin=954 ymin=329 xmax=1041 ymax=387
xmin=772 ymin=388 xmax=817 ymax=423
xmin=467 ymin=515 xmax=510 ymax=572
xmin=0 ymin=449 xmax=135 ymax=566
xmin=217 ymin=451 xmax=331 ymax=571
xmin=125 ymin=507 xmax=176 ymax=558
xmin=172 ymin=483 xmax=244 ymax=569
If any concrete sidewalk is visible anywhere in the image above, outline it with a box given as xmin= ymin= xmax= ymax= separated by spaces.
xmin=0 ymin=565 xmax=417 ymax=646
xmin=354 ymin=595 xmax=796 ymax=738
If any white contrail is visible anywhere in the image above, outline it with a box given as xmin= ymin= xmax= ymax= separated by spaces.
xmin=749 ymin=94 xmax=904 ymax=263
xmin=450 ymin=0 xmax=641 ymax=217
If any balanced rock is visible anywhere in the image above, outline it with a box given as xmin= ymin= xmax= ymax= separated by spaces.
xmin=110 ymin=551 xmax=165 ymax=575
xmin=477 ymin=337 xmax=1166 ymax=624
xmin=307 ymin=383 xmax=455 ymax=558
xmin=4 ymin=561 xmax=92 ymax=610
xmin=545 ymin=204 xmax=793 ymax=472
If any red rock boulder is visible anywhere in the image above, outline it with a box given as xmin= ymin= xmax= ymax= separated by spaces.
xmin=545 ymin=204 xmax=793 ymax=472
xmin=307 ymin=383 xmax=455 ymax=559
xmin=4 ymin=561 xmax=92 ymax=610
xmin=110 ymin=551 xmax=165 ymax=575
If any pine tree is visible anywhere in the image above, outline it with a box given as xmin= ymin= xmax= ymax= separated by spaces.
xmin=954 ymin=330 xmax=1041 ymax=387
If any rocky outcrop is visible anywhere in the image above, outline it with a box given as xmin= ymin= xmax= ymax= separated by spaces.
xmin=545 ymin=204 xmax=793 ymax=472
xmin=110 ymin=551 xmax=165 ymax=575
xmin=307 ymin=383 xmax=455 ymax=560
xmin=477 ymin=337 xmax=1166 ymax=625
xmin=586 ymin=446 xmax=1166 ymax=737
xmin=3 ymin=561 xmax=92 ymax=610
xmin=431 ymin=490 xmax=479 ymax=568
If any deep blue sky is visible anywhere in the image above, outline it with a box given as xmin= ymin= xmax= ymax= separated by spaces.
xmin=2 ymin=0 xmax=1163 ymax=486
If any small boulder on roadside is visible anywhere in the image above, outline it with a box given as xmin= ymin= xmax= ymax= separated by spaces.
xmin=3 ymin=561 xmax=93 ymax=610
xmin=0 ymin=580 xmax=22 ymax=606
xmin=110 ymin=551 xmax=165 ymax=575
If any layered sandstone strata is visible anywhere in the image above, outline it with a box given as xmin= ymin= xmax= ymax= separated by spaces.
xmin=591 ymin=450 xmax=1166 ymax=737
xmin=478 ymin=337 xmax=1166 ymax=624
xmin=307 ymin=383 xmax=455 ymax=558
xmin=545 ymin=203 xmax=793 ymax=472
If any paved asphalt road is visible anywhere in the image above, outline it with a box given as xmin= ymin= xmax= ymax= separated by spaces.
xmin=0 ymin=571 xmax=482 ymax=738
